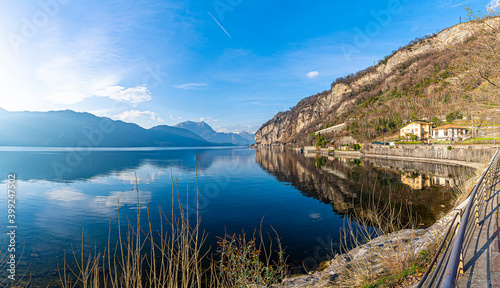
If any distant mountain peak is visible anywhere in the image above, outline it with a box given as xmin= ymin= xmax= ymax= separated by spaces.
xmin=175 ymin=121 xmax=254 ymax=145
xmin=174 ymin=121 xmax=217 ymax=137
xmin=238 ymin=131 xmax=255 ymax=142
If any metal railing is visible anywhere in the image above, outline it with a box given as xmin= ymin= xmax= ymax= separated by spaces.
xmin=416 ymin=148 xmax=499 ymax=288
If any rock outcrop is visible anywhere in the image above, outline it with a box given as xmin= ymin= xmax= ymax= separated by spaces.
xmin=255 ymin=18 xmax=500 ymax=146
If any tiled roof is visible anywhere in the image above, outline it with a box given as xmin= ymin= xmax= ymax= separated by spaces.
xmin=400 ymin=121 xmax=431 ymax=129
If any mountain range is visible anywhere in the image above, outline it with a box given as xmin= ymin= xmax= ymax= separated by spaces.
xmin=0 ymin=109 xmax=255 ymax=147
xmin=174 ymin=121 xmax=254 ymax=145
xmin=0 ymin=109 xmax=214 ymax=147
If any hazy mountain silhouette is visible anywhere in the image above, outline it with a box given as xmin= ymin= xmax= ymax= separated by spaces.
xmin=174 ymin=121 xmax=254 ymax=145
xmin=238 ymin=131 xmax=255 ymax=142
xmin=0 ymin=109 xmax=215 ymax=147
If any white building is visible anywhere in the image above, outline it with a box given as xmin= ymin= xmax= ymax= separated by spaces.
xmin=399 ymin=121 xmax=433 ymax=140
xmin=432 ymin=124 xmax=468 ymax=142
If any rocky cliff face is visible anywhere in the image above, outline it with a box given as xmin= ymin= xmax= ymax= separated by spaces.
xmin=255 ymin=19 xmax=499 ymax=146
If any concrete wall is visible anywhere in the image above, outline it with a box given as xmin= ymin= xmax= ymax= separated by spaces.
xmin=364 ymin=144 xmax=495 ymax=163
xmin=315 ymin=123 xmax=346 ymax=135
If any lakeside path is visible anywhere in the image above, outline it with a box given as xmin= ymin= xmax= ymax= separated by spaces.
xmin=362 ymin=153 xmax=484 ymax=169
xmin=456 ymin=163 xmax=500 ymax=288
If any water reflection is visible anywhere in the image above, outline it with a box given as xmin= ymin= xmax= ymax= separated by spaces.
xmin=0 ymin=147 xmax=476 ymax=285
xmin=365 ymin=158 xmax=465 ymax=190
xmin=0 ymin=147 xmax=239 ymax=182
xmin=400 ymin=172 xmax=457 ymax=190
xmin=255 ymin=148 xmax=475 ymax=227
xmin=401 ymin=172 xmax=430 ymax=190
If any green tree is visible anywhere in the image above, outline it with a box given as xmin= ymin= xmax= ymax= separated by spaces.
xmin=431 ymin=117 xmax=442 ymax=127
xmin=446 ymin=111 xmax=463 ymax=123
xmin=316 ymin=134 xmax=327 ymax=148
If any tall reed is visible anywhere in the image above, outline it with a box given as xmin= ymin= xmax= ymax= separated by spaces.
xmin=336 ymin=163 xmax=480 ymax=287
xmin=57 ymin=170 xmax=287 ymax=288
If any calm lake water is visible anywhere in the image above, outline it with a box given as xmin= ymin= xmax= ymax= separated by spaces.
xmin=0 ymin=147 xmax=475 ymax=286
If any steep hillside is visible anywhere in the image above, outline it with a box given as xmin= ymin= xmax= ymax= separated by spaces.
xmin=256 ymin=18 xmax=500 ymax=146
xmin=0 ymin=110 xmax=212 ymax=147
xmin=175 ymin=121 xmax=254 ymax=145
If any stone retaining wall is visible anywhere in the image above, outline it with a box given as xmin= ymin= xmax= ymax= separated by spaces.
xmin=364 ymin=144 xmax=495 ymax=163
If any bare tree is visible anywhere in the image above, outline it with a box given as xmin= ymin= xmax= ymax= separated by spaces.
xmin=460 ymin=4 xmax=500 ymax=89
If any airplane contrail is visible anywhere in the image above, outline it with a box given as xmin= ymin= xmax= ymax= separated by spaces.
xmin=208 ymin=12 xmax=232 ymax=39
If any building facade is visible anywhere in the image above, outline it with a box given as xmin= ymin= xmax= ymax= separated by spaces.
xmin=432 ymin=124 xmax=468 ymax=142
xmin=399 ymin=121 xmax=433 ymax=140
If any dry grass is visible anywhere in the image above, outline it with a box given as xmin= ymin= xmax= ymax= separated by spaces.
xmin=57 ymin=171 xmax=207 ymax=288
xmin=0 ymin=239 xmax=31 ymax=287
xmin=334 ymin=158 xmax=486 ymax=287
xmin=55 ymin=171 xmax=287 ymax=288
xmin=338 ymin=204 xmax=419 ymax=287
xmin=211 ymin=226 xmax=287 ymax=288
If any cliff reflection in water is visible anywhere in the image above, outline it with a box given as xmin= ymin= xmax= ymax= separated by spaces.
xmin=255 ymin=148 xmax=475 ymax=227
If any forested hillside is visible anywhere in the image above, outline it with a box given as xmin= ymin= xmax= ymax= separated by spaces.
xmin=256 ymin=16 xmax=500 ymax=146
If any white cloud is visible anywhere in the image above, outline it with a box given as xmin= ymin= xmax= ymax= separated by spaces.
xmin=35 ymin=27 xmax=126 ymax=106
xmin=94 ymin=190 xmax=152 ymax=208
xmin=306 ymin=71 xmax=320 ymax=79
xmin=87 ymin=109 xmax=112 ymax=117
xmin=95 ymin=85 xmax=152 ymax=103
xmin=489 ymin=0 xmax=500 ymax=9
xmin=0 ymin=5 xmax=181 ymax=111
xmin=115 ymin=110 xmax=164 ymax=122
xmin=47 ymin=188 xmax=86 ymax=202
xmin=216 ymin=128 xmax=235 ymax=133
xmin=114 ymin=168 xmax=166 ymax=184
xmin=198 ymin=117 xmax=218 ymax=123
xmin=173 ymin=82 xmax=207 ymax=90
xmin=437 ymin=0 xmax=465 ymax=8
xmin=170 ymin=115 xmax=182 ymax=120
xmin=215 ymin=124 xmax=259 ymax=134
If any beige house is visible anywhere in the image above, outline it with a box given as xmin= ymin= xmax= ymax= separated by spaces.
xmin=304 ymin=146 xmax=317 ymax=153
xmin=399 ymin=121 xmax=433 ymax=140
xmin=432 ymin=125 xmax=468 ymax=142
xmin=401 ymin=173 xmax=431 ymax=190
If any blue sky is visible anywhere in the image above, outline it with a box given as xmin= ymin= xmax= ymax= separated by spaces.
xmin=0 ymin=0 xmax=494 ymax=132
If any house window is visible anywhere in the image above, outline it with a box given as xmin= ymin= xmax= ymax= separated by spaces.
xmin=444 ymin=131 xmax=448 ymax=136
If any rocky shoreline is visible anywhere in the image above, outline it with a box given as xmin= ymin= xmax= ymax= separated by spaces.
xmin=277 ymin=209 xmax=459 ymax=288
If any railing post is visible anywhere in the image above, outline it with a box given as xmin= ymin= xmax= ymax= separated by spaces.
xmin=459 ymin=250 xmax=464 ymax=275
xmin=485 ymin=167 xmax=489 ymax=200
xmin=456 ymin=212 xmax=464 ymax=275
xmin=475 ymin=190 xmax=479 ymax=227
